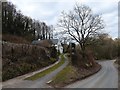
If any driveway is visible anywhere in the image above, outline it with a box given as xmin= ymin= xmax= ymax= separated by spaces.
xmin=2 ymin=55 xmax=69 ymax=88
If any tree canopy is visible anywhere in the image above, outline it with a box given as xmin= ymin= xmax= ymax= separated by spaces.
xmin=58 ymin=4 xmax=104 ymax=57
xmin=2 ymin=2 xmax=53 ymax=42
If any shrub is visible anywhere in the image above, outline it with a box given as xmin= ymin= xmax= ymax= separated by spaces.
xmin=2 ymin=34 xmax=30 ymax=44
xmin=50 ymin=46 xmax=57 ymax=58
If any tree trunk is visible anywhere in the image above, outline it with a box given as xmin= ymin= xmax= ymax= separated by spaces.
xmin=80 ymin=43 xmax=86 ymax=59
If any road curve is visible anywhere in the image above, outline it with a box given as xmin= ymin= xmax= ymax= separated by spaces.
xmin=65 ymin=60 xmax=118 ymax=88
xmin=3 ymin=55 xmax=69 ymax=88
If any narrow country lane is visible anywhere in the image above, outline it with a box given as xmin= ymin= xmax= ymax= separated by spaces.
xmin=2 ymin=55 xmax=69 ymax=88
xmin=65 ymin=60 xmax=118 ymax=88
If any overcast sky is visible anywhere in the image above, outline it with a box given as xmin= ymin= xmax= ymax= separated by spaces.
xmin=8 ymin=0 xmax=118 ymax=39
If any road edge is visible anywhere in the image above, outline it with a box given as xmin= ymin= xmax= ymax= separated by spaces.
xmin=2 ymin=56 xmax=61 ymax=87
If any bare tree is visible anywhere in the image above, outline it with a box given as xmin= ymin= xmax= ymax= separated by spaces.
xmin=58 ymin=4 xmax=104 ymax=58
xmin=48 ymin=25 xmax=54 ymax=39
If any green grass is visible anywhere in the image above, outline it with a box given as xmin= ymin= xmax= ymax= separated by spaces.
xmin=25 ymin=54 xmax=65 ymax=80
xmin=49 ymin=64 xmax=78 ymax=87
xmin=49 ymin=55 xmax=79 ymax=87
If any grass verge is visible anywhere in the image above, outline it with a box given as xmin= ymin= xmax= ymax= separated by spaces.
xmin=25 ymin=54 xmax=65 ymax=80
xmin=49 ymin=64 xmax=79 ymax=88
xmin=49 ymin=58 xmax=101 ymax=88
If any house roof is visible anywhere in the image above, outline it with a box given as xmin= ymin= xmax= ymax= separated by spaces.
xmin=32 ymin=39 xmax=58 ymax=47
xmin=32 ymin=40 xmax=52 ymax=47
xmin=50 ymin=39 xmax=58 ymax=45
